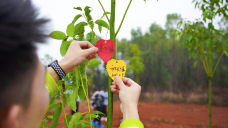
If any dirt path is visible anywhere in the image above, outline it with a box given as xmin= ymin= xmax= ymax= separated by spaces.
xmin=46 ymin=101 xmax=228 ymax=128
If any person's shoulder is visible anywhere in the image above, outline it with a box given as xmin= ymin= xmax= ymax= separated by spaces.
xmin=104 ymin=92 xmax=108 ymax=96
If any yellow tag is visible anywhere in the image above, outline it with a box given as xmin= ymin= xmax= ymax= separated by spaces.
xmin=106 ymin=59 xmax=126 ymax=81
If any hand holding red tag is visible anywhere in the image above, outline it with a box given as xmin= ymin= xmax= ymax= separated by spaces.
xmin=95 ymin=39 xmax=115 ymax=64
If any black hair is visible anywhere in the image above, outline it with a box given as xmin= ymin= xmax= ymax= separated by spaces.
xmin=0 ymin=0 xmax=49 ymax=113
xmin=100 ymin=87 xmax=105 ymax=91
xmin=94 ymin=88 xmax=99 ymax=92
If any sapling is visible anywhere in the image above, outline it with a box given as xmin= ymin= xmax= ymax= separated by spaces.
xmin=41 ymin=0 xmax=154 ymax=128
xmin=174 ymin=0 xmax=228 ymax=128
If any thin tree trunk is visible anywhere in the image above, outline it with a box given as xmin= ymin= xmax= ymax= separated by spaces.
xmin=208 ymin=77 xmax=212 ymax=128
xmin=107 ymin=0 xmax=115 ymax=128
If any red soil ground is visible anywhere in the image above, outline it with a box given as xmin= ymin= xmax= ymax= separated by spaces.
xmin=46 ymin=101 xmax=228 ymax=128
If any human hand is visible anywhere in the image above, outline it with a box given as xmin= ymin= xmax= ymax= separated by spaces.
xmin=110 ymin=76 xmax=141 ymax=120
xmin=58 ymin=41 xmax=98 ymax=74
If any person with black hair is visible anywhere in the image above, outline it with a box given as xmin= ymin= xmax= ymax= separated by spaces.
xmin=91 ymin=88 xmax=104 ymax=127
xmin=0 ymin=0 xmax=97 ymax=127
xmin=102 ymin=88 xmax=108 ymax=121
xmin=0 ymin=0 xmax=144 ymax=128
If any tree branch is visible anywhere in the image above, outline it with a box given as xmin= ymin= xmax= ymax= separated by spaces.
xmin=212 ymin=52 xmax=224 ymax=77
xmin=98 ymin=0 xmax=110 ymax=22
xmin=115 ymin=0 xmax=132 ymax=37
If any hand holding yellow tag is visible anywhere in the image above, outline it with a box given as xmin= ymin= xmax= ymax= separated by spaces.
xmin=106 ymin=59 xmax=126 ymax=81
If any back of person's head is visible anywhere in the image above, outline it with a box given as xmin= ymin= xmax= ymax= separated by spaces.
xmin=100 ymin=87 xmax=105 ymax=91
xmin=93 ymin=88 xmax=99 ymax=92
xmin=0 ymin=0 xmax=49 ymax=127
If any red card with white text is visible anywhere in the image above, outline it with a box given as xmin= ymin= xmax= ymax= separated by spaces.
xmin=95 ymin=39 xmax=115 ymax=64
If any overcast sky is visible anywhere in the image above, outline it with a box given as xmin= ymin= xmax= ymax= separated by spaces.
xmin=33 ymin=0 xmax=202 ymax=61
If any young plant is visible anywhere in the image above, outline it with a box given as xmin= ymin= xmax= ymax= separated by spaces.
xmin=174 ymin=0 xmax=228 ymax=128
xmin=40 ymin=6 xmax=106 ymax=128
xmin=41 ymin=0 xmax=153 ymax=127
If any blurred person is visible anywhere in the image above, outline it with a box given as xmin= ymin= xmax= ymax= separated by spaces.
xmin=104 ymin=89 xmax=108 ymax=121
xmin=71 ymin=97 xmax=80 ymax=115
xmin=90 ymin=88 xmax=99 ymax=109
xmin=100 ymin=88 xmax=108 ymax=122
xmin=91 ymin=88 xmax=104 ymax=127
xmin=0 ymin=0 xmax=144 ymax=128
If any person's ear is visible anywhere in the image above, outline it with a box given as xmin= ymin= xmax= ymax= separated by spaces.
xmin=6 ymin=105 xmax=21 ymax=128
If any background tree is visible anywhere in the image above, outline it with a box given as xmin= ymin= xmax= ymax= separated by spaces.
xmin=174 ymin=0 xmax=228 ymax=127
xmin=165 ymin=14 xmax=182 ymax=91
xmin=127 ymin=44 xmax=144 ymax=83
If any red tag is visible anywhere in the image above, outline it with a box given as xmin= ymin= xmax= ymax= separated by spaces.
xmin=95 ymin=39 xmax=115 ymax=64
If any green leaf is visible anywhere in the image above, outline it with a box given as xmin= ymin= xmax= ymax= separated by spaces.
xmin=48 ymin=122 xmax=59 ymax=128
xmin=72 ymin=14 xmax=82 ymax=24
xmin=74 ymin=22 xmax=87 ymax=36
xmin=225 ymin=51 xmax=228 ymax=57
xmin=88 ymin=59 xmax=102 ymax=67
xmin=67 ymin=23 xmax=75 ymax=37
xmin=84 ymin=6 xmax=92 ymax=21
xmin=47 ymin=116 xmax=53 ymax=120
xmin=78 ymin=86 xmax=86 ymax=102
xmin=57 ymin=80 xmax=64 ymax=93
xmin=73 ymin=7 xmax=82 ymax=11
xmin=224 ymin=40 xmax=228 ymax=47
xmin=50 ymin=31 xmax=67 ymax=40
xmin=179 ymin=33 xmax=184 ymax=42
xmin=53 ymin=102 xmax=62 ymax=123
xmin=101 ymin=12 xmax=111 ymax=19
xmin=84 ymin=6 xmax=91 ymax=16
xmin=188 ymin=35 xmax=192 ymax=42
xmin=75 ymin=68 xmax=81 ymax=86
xmin=195 ymin=38 xmax=198 ymax=43
xmin=66 ymin=83 xmax=72 ymax=89
xmin=68 ymin=112 xmax=83 ymax=128
xmin=172 ymin=29 xmax=177 ymax=35
xmin=98 ymin=25 xmax=102 ymax=33
xmin=63 ymin=94 xmax=68 ymax=107
xmin=75 ymin=120 xmax=90 ymax=128
xmin=64 ymin=114 xmax=72 ymax=128
xmin=48 ymin=104 xmax=58 ymax=111
xmin=75 ymin=123 xmax=83 ymax=128
xmin=78 ymin=35 xmax=84 ymax=41
xmin=205 ymin=39 xmax=210 ymax=47
xmin=95 ymin=20 xmax=109 ymax=30
xmin=208 ymin=22 xmax=213 ymax=30
xmin=77 ymin=59 xmax=87 ymax=102
xmin=93 ymin=110 xmax=105 ymax=115
xmin=84 ymin=114 xmax=98 ymax=121
xmin=68 ymin=91 xmax=76 ymax=112
xmin=49 ymin=91 xmax=57 ymax=105
xmin=86 ymin=32 xmax=92 ymax=42
xmin=60 ymin=41 xmax=70 ymax=57
xmin=82 ymin=121 xmax=90 ymax=127
xmin=89 ymin=20 xmax=94 ymax=29
xmin=79 ymin=59 xmax=87 ymax=78
xmin=194 ymin=60 xmax=198 ymax=68
xmin=39 ymin=119 xmax=47 ymax=128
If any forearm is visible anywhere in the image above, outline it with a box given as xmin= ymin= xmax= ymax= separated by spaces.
xmin=123 ymin=105 xmax=139 ymax=120
xmin=47 ymin=67 xmax=59 ymax=82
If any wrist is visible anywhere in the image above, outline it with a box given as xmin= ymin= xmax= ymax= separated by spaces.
xmin=58 ymin=59 xmax=72 ymax=74
xmin=124 ymin=102 xmax=138 ymax=109
xmin=48 ymin=60 xmax=66 ymax=81
xmin=122 ymin=104 xmax=139 ymax=120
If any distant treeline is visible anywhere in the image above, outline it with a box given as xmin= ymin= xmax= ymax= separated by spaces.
xmin=90 ymin=13 xmax=228 ymax=92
